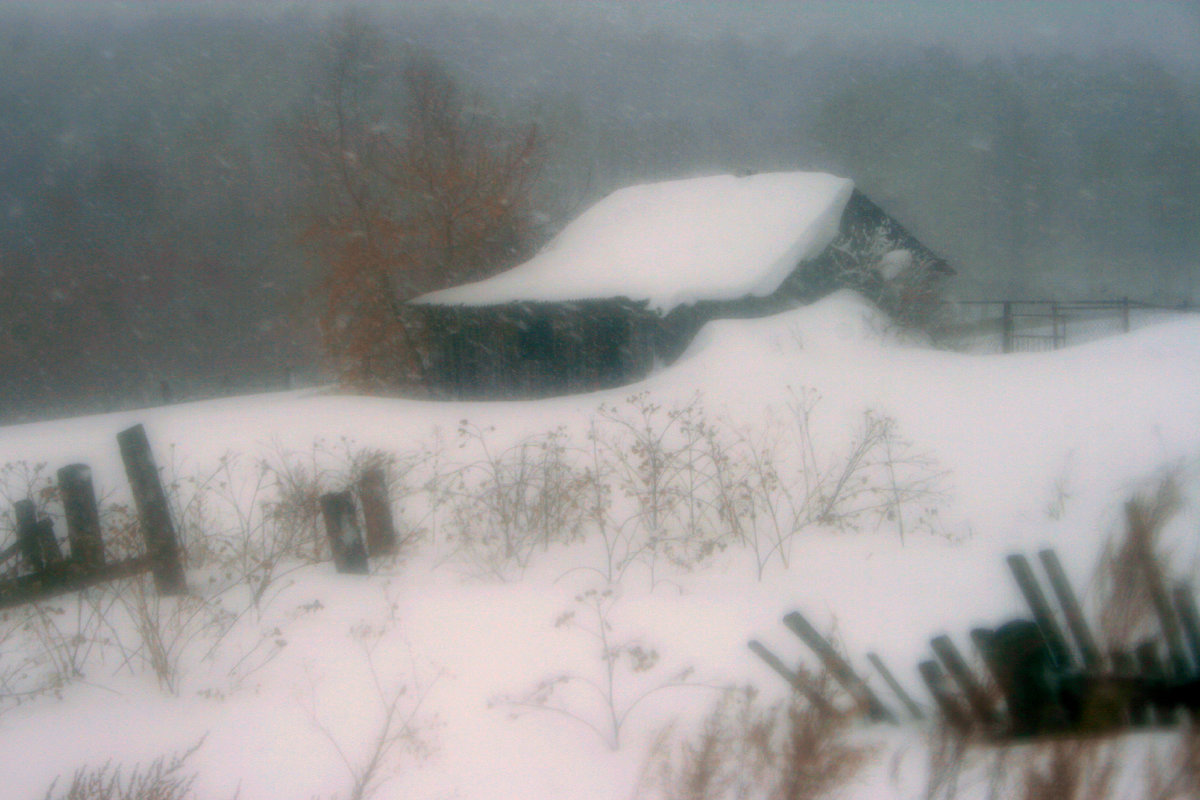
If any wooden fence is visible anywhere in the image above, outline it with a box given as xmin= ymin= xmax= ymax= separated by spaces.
xmin=753 ymin=547 xmax=1200 ymax=739
xmin=1 ymin=429 xmax=400 ymax=609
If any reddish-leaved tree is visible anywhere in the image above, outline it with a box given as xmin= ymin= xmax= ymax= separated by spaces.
xmin=293 ymin=14 xmax=544 ymax=389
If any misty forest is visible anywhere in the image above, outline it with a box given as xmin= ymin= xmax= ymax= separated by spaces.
xmin=2 ymin=2 xmax=1199 ymax=421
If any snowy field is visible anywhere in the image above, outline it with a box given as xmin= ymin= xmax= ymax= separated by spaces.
xmin=3 ymin=292 xmax=1200 ymax=799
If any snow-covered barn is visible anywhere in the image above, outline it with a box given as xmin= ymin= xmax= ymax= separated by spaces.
xmin=411 ymin=171 xmax=951 ymax=398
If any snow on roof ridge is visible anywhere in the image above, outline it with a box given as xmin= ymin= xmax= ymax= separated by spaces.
xmin=415 ymin=170 xmax=854 ymax=312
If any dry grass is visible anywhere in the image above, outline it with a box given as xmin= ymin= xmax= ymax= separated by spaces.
xmin=41 ymin=738 xmax=204 ymax=800
xmin=638 ymin=681 xmax=873 ymax=800
xmin=1096 ymin=475 xmax=1181 ymax=648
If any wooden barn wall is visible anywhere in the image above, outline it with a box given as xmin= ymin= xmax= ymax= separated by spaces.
xmin=416 ymin=301 xmax=660 ymax=399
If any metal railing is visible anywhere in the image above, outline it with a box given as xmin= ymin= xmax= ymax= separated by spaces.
xmin=948 ymin=299 xmax=1197 ymax=353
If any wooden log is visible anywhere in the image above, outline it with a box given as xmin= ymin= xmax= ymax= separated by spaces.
xmin=747 ymin=639 xmax=836 ymax=716
xmin=867 ymin=652 xmax=924 ymax=720
xmin=14 ymin=499 xmax=44 ymax=572
xmin=0 ymin=554 xmax=154 ymax=611
xmin=931 ymin=635 xmax=999 ymax=727
xmin=357 ymin=465 xmax=398 ymax=557
xmin=117 ymin=424 xmax=187 ymax=595
xmin=58 ymin=464 xmax=106 ymax=570
xmin=1173 ymin=583 xmax=1200 ymax=675
xmin=319 ymin=491 xmax=369 ymax=575
xmin=918 ymin=659 xmax=972 ymax=732
xmin=1006 ymin=554 xmax=1073 ymax=669
xmin=782 ymin=611 xmax=896 ymax=723
xmin=1038 ymin=549 xmax=1103 ymax=670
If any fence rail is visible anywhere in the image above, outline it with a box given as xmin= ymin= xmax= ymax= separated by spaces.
xmin=948 ymin=299 xmax=1197 ymax=353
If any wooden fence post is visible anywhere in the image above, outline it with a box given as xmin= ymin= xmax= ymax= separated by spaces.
xmin=917 ymin=659 xmax=972 ymax=732
xmin=783 ymin=611 xmax=896 ymax=723
xmin=1038 ymin=549 xmax=1103 ymax=670
xmin=931 ymin=634 xmax=999 ymax=727
xmin=14 ymin=499 xmax=60 ymax=571
xmin=1121 ymin=297 xmax=1131 ymax=333
xmin=58 ymin=464 xmax=106 ymax=570
xmin=358 ymin=465 xmax=398 ymax=557
xmin=1173 ymin=583 xmax=1200 ymax=673
xmin=117 ymin=424 xmax=187 ymax=595
xmin=1006 ymin=554 xmax=1073 ymax=669
xmin=320 ymin=491 xmax=369 ymax=574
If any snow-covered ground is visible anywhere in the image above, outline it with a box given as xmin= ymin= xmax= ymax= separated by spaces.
xmin=3 ymin=292 xmax=1200 ymax=799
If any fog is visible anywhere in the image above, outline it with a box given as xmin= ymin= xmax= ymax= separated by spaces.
xmin=2 ymin=1 xmax=1198 ymax=422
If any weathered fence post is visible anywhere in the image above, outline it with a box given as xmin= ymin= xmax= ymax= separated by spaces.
xmin=1001 ymin=301 xmax=1014 ymax=353
xmin=866 ymin=652 xmax=924 ymax=720
xmin=14 ymin=499 xmax=61 ymax=571
xmin=320 ymin=491 xmax=369 ymax=574
xmin=117 ymin=424 xmax=187 ymax=595
xmin=1173 ymin=583 xmax=1200 ymax=673
xmin=58 ymin=464 xmax=106 ymax=570
xmin=783 ymin=611 xmax=896 ymax=723
xmin=931 ymin=634 xmax=999 ymax=727
xmin=358 ymin=465 xmax=398 ymax=557
xmin=748 ymin=639 xmax=836 ymax=716
xmin=917 ymin=659 xmax=972 ymax=732
xmin=1038 ymin=549 xmax=1102 ymax=670
xmin=1006 ymin=554 xmax=1073 ymax=669
xmin=1121 ymin=297 xmax=1131 ymax=333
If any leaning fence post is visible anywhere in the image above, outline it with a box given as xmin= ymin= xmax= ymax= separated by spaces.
xmin=320 ymin=491 xmax=369 ymax=574
xmin=117 ymin=424 xmax=187 ymax=595
xmin=1173 ymin=583 xmax=1200 ymax=674
xmin=58 ymin=464 xmax=106 ymax=570
xmin=782 ymin=611 xmax=896 ymax=723
xmin=931 ymin=634 xmax=999 ymax=727
xmin=1006 ymin=554 xmax=1073 ymax=669
xmin=357 ymin=465 xmax=398 ymax=557
xmin=1038 ymin=549 xmax=1102 ymax=670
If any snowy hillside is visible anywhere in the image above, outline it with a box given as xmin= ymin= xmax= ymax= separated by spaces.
xmin=2 ymin=292 xmax=1200 ymax=799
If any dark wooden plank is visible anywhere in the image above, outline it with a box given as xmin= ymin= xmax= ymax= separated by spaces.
xmin=58 ymin=464 xmax=106 ymax=570
xmin=747 ymin=639 xmax=836 ymax=716
xmin=1038 ymin=549 xmax=1102 ymax=670
xmin=866 ymin=651 xmax=924 ymax=720
xmin=782 ymin=611 xmax=896 ymax=723
xmin=931 ymin=634 xmax=999 ymax=727
xmin=1006 ymin=554 xmax=1073 ymax=669
xmin=0 ymin=554 xmax=154 ymax=610
xmin=917 ymin=659 xmax=972 ymax=732
xmin=14 ymin=499 xmax=44 ymax=572
xmin=34 ymin=518 xmax=63 ymax=565
xmin=117 ymin=424 xmax=186 ymax=595
xmin=320 ymin=491 xmax=369 ymax=574
xmin=358 ymin=465 xmax=398 ymax=557
xmin=1173 ymin=583 xmax=1200 ymax=676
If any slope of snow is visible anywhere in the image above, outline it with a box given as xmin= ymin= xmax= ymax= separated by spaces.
xmin=416 ymin=171 xmax=854 ymax=312
xmin=2 ymin=295 xmax=1200 ymax=799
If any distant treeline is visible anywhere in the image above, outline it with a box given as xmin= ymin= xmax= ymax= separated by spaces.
xmin=1 ymin=3 xmax=1197 ymax=421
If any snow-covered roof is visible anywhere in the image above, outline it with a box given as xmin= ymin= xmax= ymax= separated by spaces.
xmin=414 ymin=171 xmax=855 ymax=313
